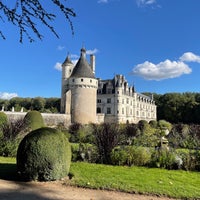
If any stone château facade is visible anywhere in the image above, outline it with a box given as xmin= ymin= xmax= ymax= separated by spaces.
xmin=61 ymin=48 xmax=157 ymax=124
xmin=97 ymin=75 xmax=156 ymax=123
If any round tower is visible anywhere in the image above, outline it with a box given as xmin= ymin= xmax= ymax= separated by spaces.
xmin=64 ymin=48 xmax=98 ymax=124
xmin=60 ymin=55 xmax=74 ymax=113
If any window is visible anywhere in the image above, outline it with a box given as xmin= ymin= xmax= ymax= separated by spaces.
xmin=90 ymin=79 xmax=92 ymax=83
xmin=126 ymin=98 xmax=129 ymax=104
xmin=142 ymin=112 xmax=144 ymax=116
xmin=122 ymin=108 xmax=124 ymax=114
xmin=97 ymin=99 xmax=101 ymax=103
xmin=107 ymin=98 xmax=111 ymax=103
xmin=81 ymin=78 xmax=83 ymax=82
xmin=97 ymin=107 xmax=101 ymax=113
xmin=107 ymin=107 xmax=111 ymax=114
xmin=122 ymin=99 xmax=124 ymax=104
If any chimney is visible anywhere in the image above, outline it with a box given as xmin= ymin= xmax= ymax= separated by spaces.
xmin=90 ymin=54 xmax=95 ymax=74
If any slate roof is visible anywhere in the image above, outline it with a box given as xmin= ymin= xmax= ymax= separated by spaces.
xmin=62 ymin=55 xmax=73 ymax=66
xmin=70 ymin=48 xmax=95 ymax=78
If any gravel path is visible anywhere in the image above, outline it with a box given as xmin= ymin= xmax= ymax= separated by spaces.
xmin=0 ymin=179 xmax=179 ymax=200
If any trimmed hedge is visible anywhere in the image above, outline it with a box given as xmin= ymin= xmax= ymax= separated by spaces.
xmin=23 ymin=110 xmax=45 ymax=131
xmin=17 ymin=127 xmax=71 ymax=181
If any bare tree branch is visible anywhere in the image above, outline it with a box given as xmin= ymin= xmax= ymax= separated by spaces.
xmin=0 ymin=0 xmax=76 ymax=42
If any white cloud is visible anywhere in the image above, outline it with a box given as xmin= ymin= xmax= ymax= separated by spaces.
xmin=132 ymin=59 xmax=192 ymax=81
xmin=57 ymin=45 xmax=65 ymax=51
xmin=98 ymin=0 xmax=108 ymax=3
xmin=180 ymin=52 xmax=200 ymax=63
xmin=86 ymin=48 xmax=99 ymax=55
xmin=54 ymin=62 xmax=62 ymax=71
xmin=0 ymin=92 xmax=18 ymax=100
xmin=137 ymin=0 xmax=156 ymax=7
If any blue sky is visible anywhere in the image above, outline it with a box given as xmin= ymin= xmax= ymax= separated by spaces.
xmin=1 ymin=0 xmax=200 ymax=99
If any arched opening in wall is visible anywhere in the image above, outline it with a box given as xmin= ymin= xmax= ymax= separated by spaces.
xmin=97 ymin=107 xmax=101 ymax=113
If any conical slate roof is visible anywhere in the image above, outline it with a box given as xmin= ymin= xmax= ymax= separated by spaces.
xmin=62 ymin=54 xmax=73 ymax=66
xmin=70 ymin=48 xmax=95 ymax=78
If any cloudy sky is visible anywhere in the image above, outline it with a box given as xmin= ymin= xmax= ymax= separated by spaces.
xmin=1 ymin=0 xmax=200 ymax=99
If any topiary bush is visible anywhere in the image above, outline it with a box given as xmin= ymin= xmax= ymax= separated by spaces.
xmin=17 ymin=127 xmax=71 ymax=181
xmin=23 ymin=110 xmax=45 ymax=131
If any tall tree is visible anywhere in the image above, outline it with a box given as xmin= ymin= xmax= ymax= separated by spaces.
xmin=0 ymin=0 xmax=76 ymax=42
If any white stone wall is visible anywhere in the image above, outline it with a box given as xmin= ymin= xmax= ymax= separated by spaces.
xmin=5 ymin=112 xmax=71 ymax=127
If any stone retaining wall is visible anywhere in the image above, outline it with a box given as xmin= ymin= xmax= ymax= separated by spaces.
xmin=4 ymin=112 xmax=71 ymax=127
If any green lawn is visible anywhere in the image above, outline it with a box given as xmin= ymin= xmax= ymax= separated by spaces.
xmin=0 ymin=157 xmax=200 ymax=199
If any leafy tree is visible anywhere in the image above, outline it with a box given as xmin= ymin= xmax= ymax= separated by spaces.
xmin=156 ymin=92 xmax=200 ymax=124
xmin=0 ymin=0 xmax=76 ymax=42
xmin=44 ymin=97 xmax=60 ymax=113
xmin=32 ymin=97 xmax=46 ymax=111
xmin=0 ymin=99 xmax=9 ymax=111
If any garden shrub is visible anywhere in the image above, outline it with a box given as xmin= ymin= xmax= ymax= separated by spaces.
xmin=126 ymin=146 xmax=151 ymax=166
xmin=150 ymin=149 xmax=177 ymax=169
xmin=194 ymin=150 xmax=200 ymax=171
xmin=111 ymin=146 xmax=127 ymax=166
xmin=149 ymin=120 xmax=158 ymax=128
xmin=177 ymin=149 xmax=200 ymax=171
xmin=0 ymin=115 xmax=25 ymax=157
xmin=71 ymin=143 xmax=80 ymax=162
xmin=0 ymin=112 xmax=8 ymax=130
xmin=111 ymin=146 xmax=151 ymax=166
xmin=17 ymin=127 xmax=71 ymax=181
xmin=0 ymin=139 xmax=19 ymax=157
xmin=68 ymin=122 xmax=82 ymax=143
xmin=23 ymin=110 xmax=45 ymax=131
xmin=71 ymin=143 xmax=98 ymax=163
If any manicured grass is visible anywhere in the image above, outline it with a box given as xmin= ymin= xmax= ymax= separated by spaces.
xmin=70 ymin=162 xmax=200 ymax=199
xmin=0 ymin=156 xmax=16 ymax=163
xmin=0 ymin=157 xmax=200 ymax=199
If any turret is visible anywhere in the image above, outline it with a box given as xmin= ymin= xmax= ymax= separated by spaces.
xmin=60 ymin=54 xmax=74 ymax=113
xmin=62 ymin=54 xmax=74 ymax=79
